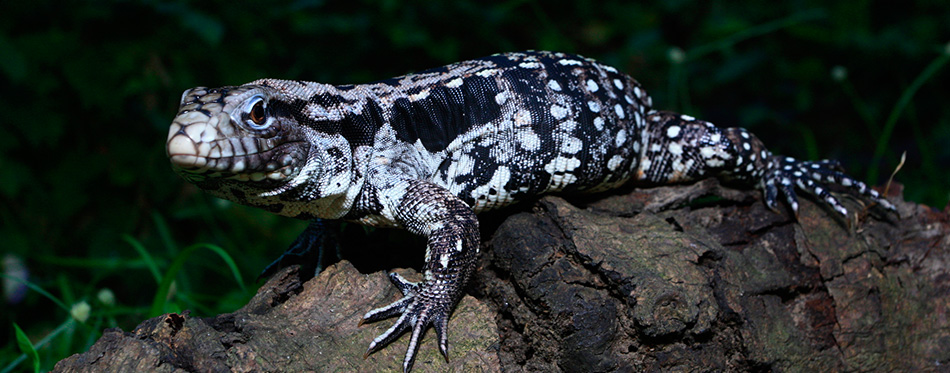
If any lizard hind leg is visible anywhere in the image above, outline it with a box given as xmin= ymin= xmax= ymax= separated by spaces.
xmin=638 ymin=111 xmax=894 ymax=216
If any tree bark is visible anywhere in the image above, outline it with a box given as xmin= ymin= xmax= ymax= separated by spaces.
xmin=55 ymin=181 xmax=950 ymax=372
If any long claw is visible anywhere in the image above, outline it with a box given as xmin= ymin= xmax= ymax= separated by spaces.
xmin=362 ymin=295 xmax=413 ymax=324
xmin=434 ymin=314 xmax=450 ymax=361
xmin=365 ymin=311 xmax=412 ymax=357
xmin=402 ymin=321 xmax=426 ymax=372
xmin=761 ymin=156 xmax=891 ymax=217
xmin=361 ymin=270 xmax=459 ymax=372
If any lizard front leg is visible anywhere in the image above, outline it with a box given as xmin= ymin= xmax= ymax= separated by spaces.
xmin=360 ymin=179 xmax=480 ymax=372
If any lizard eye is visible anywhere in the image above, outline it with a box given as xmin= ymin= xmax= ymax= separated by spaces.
xmin=243 ymin=95 xmax=271 ymax=129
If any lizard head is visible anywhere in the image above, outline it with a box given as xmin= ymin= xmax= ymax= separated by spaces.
xmin=167 ymin=84 xmax=356 ymax=216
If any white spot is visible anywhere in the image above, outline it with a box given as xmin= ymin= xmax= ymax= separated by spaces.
xmin=593 ymin=117 xmax=605 ymax=130
xmin=440 ymin=253 xmax=450 ymax=268
xmin=552 ymin=173 xmax=578 ymax=186
xmin=742 ymin=142 xmax=751 ymax=151
xmin=603 ymin=65 xmax=618 ymax=73
xmin=548 ymin=80 xmax=562 ymax=91
xmin=706 ymin=159 xmax=725 ymax=167
xmin=651 ymin=143 xmax=662 ymax=152
xmin=672 ymin=160 xmax=686 ymax=173
xmin=544 ymin=156 xmax=581 ymax=189
xmin=558 ymin=59 xmax=583 ymax=66
xmin=470 ymin=166 xmax=514 ymax=209
xmin=495 ymin=92 xmax=509 ymax=105
xmin=475 ymin=68 xmax=498 ymax=77
xmin=445 ymin=78 xmax=464 ymax=88
xmin=710 ymin=133 xmax=721 ymax=143
xmin=666 ymin=126 xmax=681 ymax=138
xmin=588 ymin=101 xmax=601 ymax=112
xmin=550 ymin=104 xmax=569 ymax=119
xmin=639 ymin=159 xmax=653 ymax=176
xmin=517 ymin=130 xmax=541 ymax=151
xmin=455 ymin=240 xmax=463 ymax=252
xmin=700 ymin=146 xmax=716 ymax=159
xmin=680 ymin=114 xmax=695 ymax=121
xmin=841 ymin=178 xmax=852 ymax=187
xmin=544 ymin=155 xmax=581 ymax=173
xmin=514 ymin=109 xmax=532 ymax=125
xmin=560 ymin=120 xmax=578 ymax=133
xmin=586 ymin=79 xmax=599 ymax=92
xmin=634 ymin=87 xmax=643 ymax=98
xmin=614 ymin=104 xmax=625 ymax=119
xmin=561 ymin=136 xmax=584 ymax=154
xmin=613 ymin=79 xmax=624 ymax=89
xmin=813 ymin=172 xmax=822 ymax=180
xmin=615 ymin=129 xmax=627 ymax=147
xmin=410 ymin=89 xmax=430 ymax=101
xmin=740 ymin=131 xmax=750 ymax=139
xmin=625 ymin=95 xmax=634 ymax=104
xmin=519 ymin=61 xmax=541 ymax=69
xmin=607 ymin=155 xmax=624 ymax=171
xmin=668 ymin=142 xmax=683 ymax=155
xmin=457 ymin=154 xmax=476 ymax=175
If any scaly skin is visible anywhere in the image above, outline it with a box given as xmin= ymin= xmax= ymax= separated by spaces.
xmin=166 ymin=51 xmax=893 ymax=372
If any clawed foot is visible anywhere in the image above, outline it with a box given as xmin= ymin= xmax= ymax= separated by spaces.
xmin=258 ymin=219 xmax=340 ymax=280
xmin=361 ymin=272 xmax=453 ymax=372
xmin=762 ymin=156 xmax=895 ymax=216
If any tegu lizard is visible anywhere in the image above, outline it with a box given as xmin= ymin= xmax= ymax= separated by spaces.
xmin=165 ymin=51 xmax=893 ymax=372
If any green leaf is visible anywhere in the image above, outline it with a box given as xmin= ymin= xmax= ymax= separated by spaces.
xmin=149 ymin=243 xmax=245 ymax=317
xmin=13 ymin=323 xmax=39 ymax=373
xmin=123 ymin=235 xmax=162 ymax=284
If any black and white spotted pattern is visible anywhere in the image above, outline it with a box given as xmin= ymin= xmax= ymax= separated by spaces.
xmin=166 ymin=51 xmax=894 ymax=372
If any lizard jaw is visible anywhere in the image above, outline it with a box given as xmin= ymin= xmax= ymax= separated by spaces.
xmin=166 ymin=109 xmax=309 ymax=187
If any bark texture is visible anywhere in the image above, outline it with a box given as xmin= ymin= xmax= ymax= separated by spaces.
xmin=55 ymin=181 xmax=950 ymax=372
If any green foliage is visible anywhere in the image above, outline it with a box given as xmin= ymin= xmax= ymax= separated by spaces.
xmin=1 ymin=0 xmax=948 ymax=370
xmin=12 ymin=324 xmax=38 ymax=373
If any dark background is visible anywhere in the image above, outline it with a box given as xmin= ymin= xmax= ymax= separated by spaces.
xmin=2 ymin=1 xmax=948 ymax=370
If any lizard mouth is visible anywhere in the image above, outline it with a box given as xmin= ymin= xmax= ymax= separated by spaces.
xmin=168 ymin=139 xmax=309 ymax=185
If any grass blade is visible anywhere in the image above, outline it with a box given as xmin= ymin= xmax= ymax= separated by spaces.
xmin=868 ymin=46 xmax=950 ymax=183
xmin=13 ymin=323 xmax=39 ymax=373
xmin=122 ymin=234 xmax=162 ymax=283
xmin=149 ymin=243 xmax=245 ymax=317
